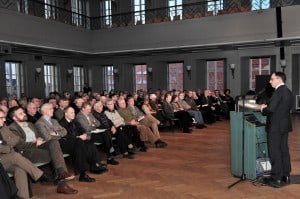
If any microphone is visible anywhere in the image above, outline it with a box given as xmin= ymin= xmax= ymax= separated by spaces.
xmin=253 ymin=88 xmax=266 ymax=99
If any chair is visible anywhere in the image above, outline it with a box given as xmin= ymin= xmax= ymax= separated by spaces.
xmin=168 ymin=118 xmax=182 ymax=132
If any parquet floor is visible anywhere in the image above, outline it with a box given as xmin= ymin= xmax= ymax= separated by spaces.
xmin=31 ymin=114 xmax=300 ymax=199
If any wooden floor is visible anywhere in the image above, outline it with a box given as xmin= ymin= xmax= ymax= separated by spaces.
xmin=31 ymin=114 xmax=300 ymax=199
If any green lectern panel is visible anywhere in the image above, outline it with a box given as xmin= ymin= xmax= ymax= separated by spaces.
xmin=230 ymin=111 xmax=268 ymax=180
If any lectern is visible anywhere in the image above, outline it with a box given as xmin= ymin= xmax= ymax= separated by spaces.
xmin=230 ymin=111 xmax=269 ymax=180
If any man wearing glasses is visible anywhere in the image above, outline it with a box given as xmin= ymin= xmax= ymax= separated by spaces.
xmin=260 ymin=72 xmax=293 ymax=188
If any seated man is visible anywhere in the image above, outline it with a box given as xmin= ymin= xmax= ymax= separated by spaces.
xmin=179 ymin=91 xmax=206 ymax=129
xmin=163 ymin=93 xmax=193 ymax=133
xmin=75 ymin=103 xmax=119 ymax=165
xmin=104 ymin=99 xmax=147 ymax=152
xmin=25 ymin=102 xmax=41 ymax=124
xmin=0 ymin=109 xmax=56 ymax=198
xmin=117 ymin=99 xmax=167 ymax=148
xmin=1 ymin=109 xmax=78 ymax=196
xmin=127 ymin=97 xmax=164 ymax=140
xmin=59 ymin=106 xmax=108 ymax=179
xmin=92 ymin=101 xmax=134 ymax=159
xmin=54 ymin=98 xmax=69 ymax=121
xmin=8 ymin=106 xmax=76 ymax=184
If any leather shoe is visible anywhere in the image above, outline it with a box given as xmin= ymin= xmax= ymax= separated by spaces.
xmin=266 ymin=178 xmax=283 ymax=188
xmin=79 ymin=174 xmax=96 ymax=183
xmin=183 ymin=129 xmax=192 ymax=133
xmin=155 ymin=141 xmax=166 ymax=148
xmin=38 ymin=173 xmax=55 ymax=183
xmin=123 ymin=153 xmax=134 ymax=159
xmin=107 ymin=158 xmax=119 ymax=165
xmin=282 ymin=175 xmax=291 ymax=184
xmin=57 ymin=172 xmax=75 ymax=181
xmin=140 ymin=146 xmax=148 ymax=152
xmin=57 ymin=184 xmax=78 ymax=194
xmin=90 ymin=164 xmax=108 ymax=174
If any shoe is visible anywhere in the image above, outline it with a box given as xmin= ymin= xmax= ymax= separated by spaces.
xmin=183 ymin=129 xmax=192 ymax=133
xmin=128 ymin=149 xmax=135 ymax=155
xmin=196 ymin=124 xmax=204 ymax=129
xmin=38 ymin=173 xmax=55 ymax=183
xmin=140 ymin=146 xmax=148 ymax=152
xmin=90 ymin=164 xmax=108 ymax=174
xmin=266 ymin=178 xmax=283 ymax=188
xmin=79 ymin=174 xmax=96 ymax=183
xmin=123 ymin=153 xmax=134 ymax=159
xmin=57 ymin=184 xmax=78 ymax=194
xmin=282 ymin=176 xmax=291 ymax=184
xmin=57 ymin=172 xmax=75 ymax=181
xmin=107 ymin=158 xmax=119 ymax=165
xmin=155 ymin=141 xmax=166 ymax=148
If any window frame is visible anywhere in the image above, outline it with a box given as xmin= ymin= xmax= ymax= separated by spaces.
xmin=73 ymin=66 xmax=84 ymax=92
xmin=44 ymin=64 xmax=58 ymax=97
xmin=103 ymin=65 xmax=115 ymax=92
xmin=5 ymin=61 xmax=24 ymax=98
xmin=206 ymin=60 xmax=225 ymax=91
xmin=168 ymin=62 xmax=183 ymax=91
xmin=249 ymin=57 xmax=271 ymax=90
xmin=134 ymin=64 xmax=147 ymax=91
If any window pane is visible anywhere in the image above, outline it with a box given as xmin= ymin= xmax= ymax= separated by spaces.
xmin=206 ymin=60 xmax=224 ymax=91
xmin=44 ymin=64 xmax=58 ymax=97
xmin=5 ymin=62 xmax=24 ymax=98
xmin=168 ymin=62 xmax=183 ymax=91
xmin=249 ymin=57 xmax=271 ymax=90
xmin=135 ymin=64 xmax=147 ymax=91
xmin=103 ymin=65 xmax=115 ymax=92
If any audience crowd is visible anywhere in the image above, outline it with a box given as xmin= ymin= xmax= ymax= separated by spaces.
xmin=0 ymin=88 xmax=234 ymax=198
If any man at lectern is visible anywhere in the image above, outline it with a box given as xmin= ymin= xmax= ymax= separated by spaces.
xmin=260 ymin=72 xmax=292 ymax=188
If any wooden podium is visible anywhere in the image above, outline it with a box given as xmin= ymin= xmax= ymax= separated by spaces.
xmin=230 ymin=111 xmax=269 ymax=180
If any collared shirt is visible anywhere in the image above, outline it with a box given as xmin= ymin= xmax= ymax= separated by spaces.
xmin=104 ymin=110 xmax=125 ymax=127
xmin=20 ymin=122 xmax=36 ymax=142
xmin=275 ymin=83 xmax=285 ymax=90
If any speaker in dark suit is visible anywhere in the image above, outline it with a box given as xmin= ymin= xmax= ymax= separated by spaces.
xmin=261 ymin=72 xmax=292 ymax=188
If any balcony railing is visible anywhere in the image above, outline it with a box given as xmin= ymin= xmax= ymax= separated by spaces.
xmin=1 ymin=0 xmax=298 ymax=30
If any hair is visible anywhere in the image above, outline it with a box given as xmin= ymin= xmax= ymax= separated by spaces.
xmin=8 ymin=106 xmax=24 ymax=119
xmin=274 ymin=71 xmax=286 ymax=83
xmin=63 ymin=106 xmax=74 ymax=113
xmin=40 ymin=103 xmax=52 ymax=114
xmin=105 ymin=98 xmax=113 ymax=106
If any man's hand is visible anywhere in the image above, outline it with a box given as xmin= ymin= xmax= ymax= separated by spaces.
xmin=78 ymin=133 xmax=88 ymax=141
xmin=35 ymin=137 xmax=45 ymax=146
xmin=260 ymin=104 xmax=268 ymax=112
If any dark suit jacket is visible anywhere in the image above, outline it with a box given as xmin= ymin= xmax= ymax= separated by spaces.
xmin=262 ymin=85 xmax=293 ymax=133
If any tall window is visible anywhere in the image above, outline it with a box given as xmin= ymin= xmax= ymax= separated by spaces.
xmin=102 ymin=0 xmax=112 ymax=26
xmin=249 ymin=57 xmax=270 ymax=90
xmin=134 ymin=0 xmax=145 ymax=24
xmin=251 ymin=0 xmax=270 ymax=11
xmin=207 ymin=60 xmax=224 ymax=91
xmin=73 ymin=66 xmax=84 ymax=92
xmin=5 ymin=62 xmax=24 ymax=98
xmin=207 ymin=0 xmax=223 ymax=15
xmin=103 ymin=66 xmax=114 ymax=92
xmin=168 ymin=0 xmax=182 ymax=20
xmin=44 ymin=64 xmax=58 ymax=97
xmin=135 ymin=64 xmax=147 ymax=91
xmin=44 ymin=0 xmax=56 ymax=20
xmin=168 ymin=62 xmax=183 ymax=91
xmin=71 ymin=0 xmax=85 ymax=27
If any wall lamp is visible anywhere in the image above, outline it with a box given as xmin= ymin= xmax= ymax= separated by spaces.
xmin=148 ymin=67 xmax=153 ymax=80
xmin=280 ymin=59 xmax=286 ymax=73
xmin=229 ymin=64 xmax=235 ymax=79
xmin=186 ymin=65 xmax=192 ymax=80
xmin=66 ymin=69 xmax=73 ymax=81
xmin=35 ymin=67 xmax=42 ymax=82
xmin=113 ymin=68 xmax=119 ymax=81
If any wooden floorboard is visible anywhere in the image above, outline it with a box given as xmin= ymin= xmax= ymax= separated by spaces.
xmin=31 ymin=114 xmax=300 ymax=199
